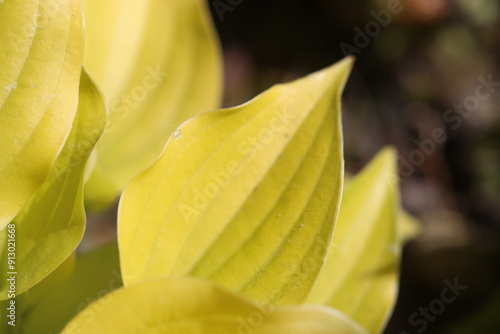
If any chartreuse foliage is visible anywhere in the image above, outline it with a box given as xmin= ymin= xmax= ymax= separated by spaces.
xmin=118 ymin=58 xmax=351 ymax=304
xmin=0 ymin=0 xmax=84 ymax=229
xmin=62 ymin=278 xmax=367 ymax=334
xmin=83 ymin=0 xmax=222 ymax=210
xmin=309 ymin=148 xmax=400 ymax=333
xmin=0 ymin=0 xmax=419 ymax=333
xmin=0 ymin=69 xmax=107 ymax=299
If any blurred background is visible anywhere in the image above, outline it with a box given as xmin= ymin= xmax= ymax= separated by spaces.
xmin=82 ymin=0 xmax=500 ymax=332
xmin=207 ymin=0 xmax=500 ymax=332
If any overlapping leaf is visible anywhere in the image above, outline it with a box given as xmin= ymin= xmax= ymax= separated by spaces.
xmin=119 ymin=58 xmax=353 ymax=304
xmin=0 ymin=70 xmax=107 ymax=299
xmin=83 ymin=0 xmax=222 ymax=210
xmin=0 ymin=0 xmax=84 ymax=229
xmin=308 ymin=148 xmax=400 ymax=333
xmin=62 ymin=277 xmax=368 ymax=334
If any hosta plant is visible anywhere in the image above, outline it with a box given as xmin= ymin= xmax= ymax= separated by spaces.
xmin=0 ymin=0 xmax=419 ymax=333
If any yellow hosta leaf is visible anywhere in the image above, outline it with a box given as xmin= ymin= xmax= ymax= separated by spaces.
xmin=62 ymin=278 xmax=368 ymax=334
xmin=83 ymin=0 xmax=222 ymax=210
xmin=119 ymin=58 xmax=353 ymax=304
xmin=0 ymin=0 xmax=84 ymax=229
xmin=308 ymin=148 xmax=400 ymax=333
xmin=344 ymin=175 xmax=420 ymax=245
xmin=21 ymin=243 xmax=122 ymax=334
xmin=0 ymin=69 xmax=107 ymax=299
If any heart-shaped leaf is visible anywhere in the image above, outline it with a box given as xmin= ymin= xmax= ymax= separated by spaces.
xmin=0 ymin=0 xmax=84 ymax=229
xmin=62 ymin=277 xmax=368 ymax=334
xmin=83 ymin=0 xmax=222 ymax=210
xmin=119 ymin=58 xmax=353 ymax=304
